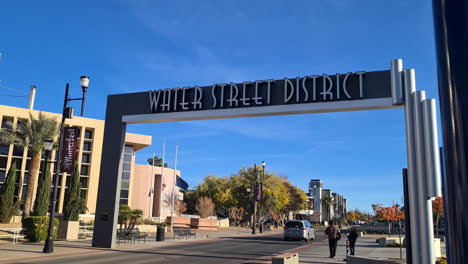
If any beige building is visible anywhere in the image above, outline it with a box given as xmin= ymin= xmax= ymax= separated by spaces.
xmin=0 ymin=104 xmax=182 ymax=219
xmin=131 ymin=164 xmax=183 ymax=220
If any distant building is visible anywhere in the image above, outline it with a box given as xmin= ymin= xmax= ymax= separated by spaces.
xmin=308 ymin=179 xmax=347 ymax=223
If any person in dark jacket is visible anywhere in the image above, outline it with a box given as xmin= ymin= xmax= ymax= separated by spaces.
xmin=325 ymin=220 xmax=341 ymax=258
xmin=347 ymin=226 xmax=359 ymax=255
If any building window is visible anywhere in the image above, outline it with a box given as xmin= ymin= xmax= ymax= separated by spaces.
xmin=12 ymin=145 xmax=23 ymax=157
xmin=121 ymin=180 xmax=129 ymax=189
xmin=23 ymin=173 xmax=29 ymax=185
xmin=17 ymin=118 xmax=27 ymax=130
xmin=120 ymin=190 xmax=129 ymax=199
xmin=122 ymin=171 xmax=130 ymax=180
xmin=0 ymin=170 xmax=5 ymax=182
xmin=119 ymin=199 xmax=128 ymax=205
xmin=84 ymin=130 xmax=93 ymax=140
xmin=0 ymin=144 xmax=9 ymax=156
xmin=123 ymin=153 xmax=132 ymax=163
xmin=83 ymin=142 xmax=92 ymax=152
xmin=1 ymin=116 xmax=13 ymax=129
xmin=0 ymin=157 xmax=7 ymax=169
xmin=80 ymin=165 xmax=89 ymax=176
xmin=79 ymin=177 xmax=88 ymax=189
xmin=82 ymin=154 xmax=91 ymax=164
xmin=124 ymin=145 xmax=133 ymax=154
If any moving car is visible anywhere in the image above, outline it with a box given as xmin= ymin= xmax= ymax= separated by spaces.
xmin=283 ymin=220 xmax=315 ymax=242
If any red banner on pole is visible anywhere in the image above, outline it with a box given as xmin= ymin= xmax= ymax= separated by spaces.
xmin=60 ymin=127 xmax=78 ymax=173
xmin=256 ymin=183 xmax=262 ymax=202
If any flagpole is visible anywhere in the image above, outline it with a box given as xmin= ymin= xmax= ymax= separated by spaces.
xmin=170 ymin=144 xmax=178 ymax=233
xmin=149 ymin=152 xmax=155 ymax=219
xmin=159 ymin=139 xmax=166 ymax=223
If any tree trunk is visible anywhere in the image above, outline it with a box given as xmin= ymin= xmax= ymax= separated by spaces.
xmin=436 ymin=215 xmax=440 ymax=238
xmin=23 ymin=155 xmax=41 ymax=217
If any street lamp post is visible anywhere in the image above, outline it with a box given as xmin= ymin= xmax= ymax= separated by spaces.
xmin=43 ymin=76 xmax=90 ymax=254
xmin=259 ymin=161 xmax=266 ymax=233
xmin=252 ymin=164 xmax=257 ymax=235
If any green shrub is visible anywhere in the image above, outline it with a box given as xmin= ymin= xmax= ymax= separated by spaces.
xmin=63 ymin=164 xmax=87 ymax=221
xmin=0 ymin=162 xmax=21 ymax=223
xmin=33 ymin=165 xmax=51 ymax=216
xmin=22 ymin=216 xmax=59 ymax=242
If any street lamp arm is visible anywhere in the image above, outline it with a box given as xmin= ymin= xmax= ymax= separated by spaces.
xmin=67 ymin=97 xmax=85 ymax=101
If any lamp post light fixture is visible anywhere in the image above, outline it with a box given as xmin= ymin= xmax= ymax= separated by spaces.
xmin=40 ymin=139 xmax=53 ymax=183
xmin=79 ymin=76 xmax=90 ymax=116
xmin=43 ymin=77 xmax=90 ymax=254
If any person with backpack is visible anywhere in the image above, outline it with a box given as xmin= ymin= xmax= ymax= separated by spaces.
xmin=325 ymin=220 xmax=341 ymax=258
xmin=347 ymin=226 xmax=359 ymax=255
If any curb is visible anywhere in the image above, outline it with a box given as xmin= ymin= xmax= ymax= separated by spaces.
xmin=0 ymin=231 xmax=281 ymax=264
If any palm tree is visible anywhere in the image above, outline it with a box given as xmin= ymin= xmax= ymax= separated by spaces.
xmin=0 ymin=113 xmax=58 ymax=217
xmin=322 ymin=196 xmax=334 ymax=222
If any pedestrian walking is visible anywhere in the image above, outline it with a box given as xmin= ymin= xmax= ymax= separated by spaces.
xmin=347 ymin=226 xmax=358 ymax=255
xmin=325 ymin=220 xmax=341 ymax=258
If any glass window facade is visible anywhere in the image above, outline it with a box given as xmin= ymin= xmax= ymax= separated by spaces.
xmin=119 ymin=145 xmax=133 ymax=205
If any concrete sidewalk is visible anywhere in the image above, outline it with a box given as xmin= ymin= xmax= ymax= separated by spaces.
xmin=297 ymin=237 xmax=407 ymax=264
xmin=0 ymin=227 xmax=279 ymax=263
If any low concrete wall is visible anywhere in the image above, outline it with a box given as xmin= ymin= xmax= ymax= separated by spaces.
xmin=378 ymin=237 xmax=404 ymax=247
xmin=346 ymin=256 xmax=403 ymax=264
xmin=167 ymin=216 xmax=191 ymax=228
xmin=272 ymin=252 xmax=299 ymax=264
xmin=190 ymin=218 xmax=218 ymax=230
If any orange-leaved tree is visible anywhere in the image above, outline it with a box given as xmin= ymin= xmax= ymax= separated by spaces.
xmin=376 ymin=205 xmax=405 ymax=237
xmin=432 ymin=197 xmax=444 ymax=237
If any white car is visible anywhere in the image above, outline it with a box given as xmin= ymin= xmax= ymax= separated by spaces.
xmin=283 ymin=220 xmax=315 ymax=242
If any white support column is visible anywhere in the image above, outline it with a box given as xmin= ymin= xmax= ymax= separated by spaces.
xmin=413 ymin=90 xmax=435 ymax=264
xmin=402 ymin=69 xmax=421 ymax=263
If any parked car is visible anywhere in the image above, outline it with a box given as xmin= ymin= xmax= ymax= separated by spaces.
xmin=283 ymin=220 xmax=315 ymax=242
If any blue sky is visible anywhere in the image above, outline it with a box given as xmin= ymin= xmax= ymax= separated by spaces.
xmin=0 ymin=0 xmax=439 ymax=212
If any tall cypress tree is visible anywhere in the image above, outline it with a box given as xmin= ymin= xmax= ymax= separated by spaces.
xmin=0 ymin=162 xmax=19 ymax=223
xmin=63 ymin=163 xmax=85 ymax=221
xmin=33 ymin=164 xmax=51 ymax=216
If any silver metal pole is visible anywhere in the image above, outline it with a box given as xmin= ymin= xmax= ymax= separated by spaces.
xmin=413 ymin=90 xmax=435 ymax=264
xmin=391 ymin=59 xmax=404 ymax=105
xmin=423 ymin=99 xmax=443 ymax=198
xmin=170 ymin=144 xmax=178 ymax=233
xmin=28 ymin=86 xmax=36 ymax=110
xmin=402 ymin=69 xmax=421 ymax=263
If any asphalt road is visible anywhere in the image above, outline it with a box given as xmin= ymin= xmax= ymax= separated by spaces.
xmin=13 ymin=234 xmax=327 ymax=264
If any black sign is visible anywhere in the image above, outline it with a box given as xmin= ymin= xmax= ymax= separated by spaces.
xmin=148 ymin=71 xmax=391 ymax=113
xmin=60 ymin=127 xmax=78 ymax=173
